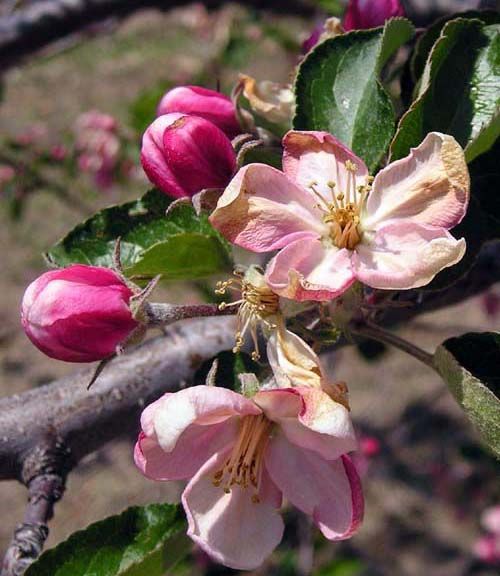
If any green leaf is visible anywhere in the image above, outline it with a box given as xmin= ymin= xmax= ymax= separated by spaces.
xmin=45 ymin=190 xmax=232 ymax=280
xmin=26 ymin=504 xmax=189 ymax=576
xmin=294 ymin=18 xmax=415 ymax=171
xmin=391 ymin=19 xmax=500 ymax=163
xmin=434 ymin=332 xmax=500 ymax=458
xmin=410 ymin=10 xmax=500 ymax=83
xmin=468 ymin=133 xmax=500 ymax=227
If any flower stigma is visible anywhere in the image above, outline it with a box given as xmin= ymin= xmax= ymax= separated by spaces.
xmin=212 ymin=413 xmax=273 ymax=503
xmin=216 ymin=267 xmax=280 ymax=360
xmin=308 ymin=160 xmax=372 ymax=250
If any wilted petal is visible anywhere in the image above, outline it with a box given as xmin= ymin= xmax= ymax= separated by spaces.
xmin=209 ymin=163 xmax=322 ymax=252
xmin=353 ymin=221 xmax=466 ymax=289
xmin=283 ymin=131 xmax=369 ymax=205
xmin=183 ymin=450 xmax=284 ymax=570
xmin=266 ymin=436 xmax=363 ymax=539
xmin=364 ymin=132 xmax=469 ymax=230
xmin=265 ymin=237 xmax=355 ymax=301
xmin=255 ymin=387 xmax=357 ymax=461
xmin=152 ymin=386 xmax=261 ymax=453
xmin=267 ymin=321 xmax=323 ymax=389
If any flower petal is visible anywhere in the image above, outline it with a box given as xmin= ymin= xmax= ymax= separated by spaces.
xmin=152 ymin=386 xmax=261 ymax=453
xmin=209 ymin=163 xmax=322 ymax=252
xmin=265 ymin=238 xmax=355 ymax=301
xmin=183 ymin=449 xmax=284 ymax=570
xmin=134 ymin=420 xmax=236 ymax=481
xmin=267 ymin=321 xmax=323 ymax=389
xmin=283 ymin=131 xmax=369 ymax=204
xmin=364 ymin=132 xmax=469 ymax=230
xmin=266 ymin=436 xmax=363 ymax=540
xmin=255 ymin=387 xmax=357 ymax=461
xmin=353 ymin=221 xmax=466 ymax=289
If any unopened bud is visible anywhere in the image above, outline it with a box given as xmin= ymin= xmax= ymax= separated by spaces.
xmin=141 ymin=113 xmax=236 ymax=198
xmin=157 ymin=85 xmax=241 ymax=139
xmin=21 ymin=265 xmax=138 ymax=362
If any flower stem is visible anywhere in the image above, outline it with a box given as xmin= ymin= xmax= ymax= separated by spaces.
xmin=350 ymin=320 xmax=435 ymax=369
xmin=144 ymin=302 xmax=236 ymax=327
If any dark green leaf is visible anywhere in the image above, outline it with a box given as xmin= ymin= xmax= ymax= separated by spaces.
xmin=239 ymin=144 xmax=283 ymax=170
xmin=468 ymin=135 xmax=500 ymax=227
xmin=410 ymin=10 xmax=500 ymax=83
xmin=294 ymin=18 xmax=415 ymax=171
xmin=26 ymin=504 xmax=189 ymax=576
xmin=434 ymin=332 xmax=500 ymax=458
xmin=391 ymin=19 xmax=500 ymax=163
xmin=45 ymin=190 xmax=232 ymax=280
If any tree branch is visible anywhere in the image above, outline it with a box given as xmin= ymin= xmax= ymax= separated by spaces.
xmin=0 ymin=0 xmax=314 ymax=71
xmin=0 ymin=316 xmax=237 ymax=482
xmin=1 ymin=437 xmax=71 ymax=576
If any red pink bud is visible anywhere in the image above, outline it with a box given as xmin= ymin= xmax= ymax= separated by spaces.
xmin=157 ymin=86 xmax=240 ymax=139
xmin=344 ymin=0 xmax=405 ymax=31
xmin=141 ymin=113 xmax=236 ymax=198
xmin=21 ymin=265 xmax=138 ymax=362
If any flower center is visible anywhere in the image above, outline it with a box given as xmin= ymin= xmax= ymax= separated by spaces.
xmin=216 ymin=269 xmax=280 ymax=360
xmin=308 ymin=160 xmax=372 ymax=250
xmin=212 ymin=414 xmax=273 ymax=502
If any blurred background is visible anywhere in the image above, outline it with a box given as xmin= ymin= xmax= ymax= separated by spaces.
xmin=0 ymin=1 xmax=499 ymax=575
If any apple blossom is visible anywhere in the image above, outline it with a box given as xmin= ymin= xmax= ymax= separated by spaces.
xmin=215 ymin=266 xmax=280 ymax=360
xmin=21 ymin=265 xmax=138 ymax=362
xmin=134 ymin=384 xmax=362 ymax=570
xmin=157 ymin=85 xmax=241 ymax=139
xmin=343 ymin=0 xmax=405 ymax=31
xmin=210 ymin=130 xmax=469 ymax=301
xmin=240 ymin=75 xmax=295 ymax=128
xmin=141 ymin=113 xmax=237 ymax=198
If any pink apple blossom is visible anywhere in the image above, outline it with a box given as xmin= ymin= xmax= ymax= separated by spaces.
xmin=343 ymin=0 xmax=405 ymax=31
xmin=135 ymin=384 xmax=362 ymax=569
xmin=210 ymin=130 xmax=469 ymax=301
xmin=21 ymin=265 xmax=138 ymax=362
xmin=141 ymin=113 xmax=237 ymax=199
xmin=157 ymin=85 xmax=241 ymax=139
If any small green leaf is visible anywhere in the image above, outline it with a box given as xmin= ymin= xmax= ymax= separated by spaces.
xmin=294 ymin=18 xmax=415 ymax=171
xmin=410 ymin=10 xmax=500 ymax=83
xmin=391 ymin=19 xmax=500 ymax=162
xmin=45 ymin=189 xmax=232 ymax=280
xmin=434 ymin=332 xmax=500 ymax=458
xmin=26 ymin=504 xmax=189 ymax=576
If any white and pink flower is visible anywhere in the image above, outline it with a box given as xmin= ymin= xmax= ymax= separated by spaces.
xmin=135 ymin=384 xmax=362 ymax=569
xmin=210 ymin=130 xmax=469 ymax=301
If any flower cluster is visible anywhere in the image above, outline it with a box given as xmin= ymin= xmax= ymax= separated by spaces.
xmin=18 ymin=1 xmax=474 ymax=571
xmin=141 ymin=86 xmax=240 ymax=198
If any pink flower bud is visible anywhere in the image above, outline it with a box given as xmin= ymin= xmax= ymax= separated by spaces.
xmin=343 ymin=0 xmax=405 ymax=31
xmin=21 ymin=265 xmax=138 ymax=362
xmin=141 ymin=113 xmax=237 ymax=198
xmin=157 ymin=86 xmax=240 ymax=138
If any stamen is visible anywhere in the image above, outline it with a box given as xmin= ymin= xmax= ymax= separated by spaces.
xmin=212 ymin=414 xmax=273 ymax=502
xmin=216 ymin=270 xmax=280 ymax=359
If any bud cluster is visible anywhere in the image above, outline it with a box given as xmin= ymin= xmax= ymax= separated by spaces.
xmin=141 ymin=86 xmax=241 ymax=198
